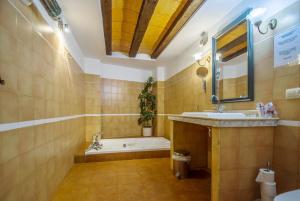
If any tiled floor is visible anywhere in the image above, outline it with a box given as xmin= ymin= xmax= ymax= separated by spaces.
xmin=52 ymin=158 xmax=211 ymax=201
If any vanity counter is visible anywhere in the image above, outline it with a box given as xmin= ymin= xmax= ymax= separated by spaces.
xmin=168 ymin=113 xmax=278 ymax=201
xmin=168 ymin=114 xmax=279 ymax=127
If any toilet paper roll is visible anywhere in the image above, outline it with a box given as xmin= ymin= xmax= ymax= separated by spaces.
xmin=261 ymin=182 xmax=277 ymax=201
xmin=261 ymin=182 xmax=276 ymax=195
xmin=256 ymin=168 xmax=275 ymax=183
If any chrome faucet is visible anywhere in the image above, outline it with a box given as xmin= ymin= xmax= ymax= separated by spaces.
xmin=87 ymin=132 xmax=103 ymax=151
xmin=211 ymin=95 xmax=225 ymax=113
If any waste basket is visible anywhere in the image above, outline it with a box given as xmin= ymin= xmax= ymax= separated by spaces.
xmin=173 ymin=150 xmax=191 ymax=179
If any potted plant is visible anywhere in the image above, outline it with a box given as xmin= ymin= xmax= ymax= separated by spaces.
xmin=138 ymin=77 xmax=156 ymax=137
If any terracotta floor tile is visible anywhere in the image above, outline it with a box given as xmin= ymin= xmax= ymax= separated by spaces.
xmin=52 ymin=158 xmax=211 ymax=201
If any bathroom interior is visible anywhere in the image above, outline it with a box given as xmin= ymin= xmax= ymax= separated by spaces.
xmin=0 ymin=0 xmax=300 ymax=201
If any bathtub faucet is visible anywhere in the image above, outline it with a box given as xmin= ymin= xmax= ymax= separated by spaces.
xmin=94 ymin=132 xmax=102 ymax=142
xmin=88 ymin=132 xmax=103 ymax=151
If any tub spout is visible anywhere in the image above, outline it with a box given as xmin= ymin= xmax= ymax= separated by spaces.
xmin=87 ymin=132 xmax=103 ymax=151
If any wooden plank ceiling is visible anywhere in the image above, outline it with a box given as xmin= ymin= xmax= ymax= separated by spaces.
xmin=100 ymin=0 xmax=205 ymax=59
xmin=217 ymin=21 xmax=248 ymax=62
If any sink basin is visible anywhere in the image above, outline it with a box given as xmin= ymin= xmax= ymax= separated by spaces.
xmin=181 ymin=112 xmax=246 ymax=119
xmin=275 ymin=189 xmax=300 ymax=201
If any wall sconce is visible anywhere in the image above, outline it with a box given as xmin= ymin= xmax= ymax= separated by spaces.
xmin=0 ymin=76 xmax=5 ymax=85
xmin=199 ymin=31 xmax=208 ymax=47
xmin=58 ymin=18 xmax=69 ymax=32
xmin=195 ymin=55 xmax=210 ymax=93
xmin=248 ymin=7 xmax=278 ymax=35
xmin=255 ymin=18 xmax=277 ymax=34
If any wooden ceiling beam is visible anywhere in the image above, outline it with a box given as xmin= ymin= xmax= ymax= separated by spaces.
xmin=217 ymin=33 xmax=247 ymax=55
xmin=151 ymin=0 xmax=206 ymax=59
xmin=129 ymin=0 xmax=159 ymax=57
xmin=222 ymin=47 xmax=247 ymax=62
xmin=100 ymin=0 xmax=112 ymax=55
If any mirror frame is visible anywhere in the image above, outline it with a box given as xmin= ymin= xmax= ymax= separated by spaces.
xmin=212 ymin=9 xmax=254 ymax=103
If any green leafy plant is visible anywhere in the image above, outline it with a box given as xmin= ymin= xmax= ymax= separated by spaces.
xmin=138 ymin=77 xmax=156 ymax=128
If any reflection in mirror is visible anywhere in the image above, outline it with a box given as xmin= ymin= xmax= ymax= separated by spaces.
xmin=212 ymin=9 xmax=254 ymax=103
xmin=216 ymin=21 xmax=248 ymax=100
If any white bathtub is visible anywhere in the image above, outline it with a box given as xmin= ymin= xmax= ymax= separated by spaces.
xmin=85 ymin=137 xmax=170 ymax=155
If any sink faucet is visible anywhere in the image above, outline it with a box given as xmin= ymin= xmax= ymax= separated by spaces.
xmin=211 ymin=95 xmax=225 ymax=113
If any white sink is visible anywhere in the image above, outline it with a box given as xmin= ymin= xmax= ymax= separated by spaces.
xmin=181 ymin=112 xmax=246 ymax=119
xmin=275 ymin=189 xmax=300 ymax=201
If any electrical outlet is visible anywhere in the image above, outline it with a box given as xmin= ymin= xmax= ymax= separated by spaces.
xmin=286 ymin=87 xmax=300 ymax=99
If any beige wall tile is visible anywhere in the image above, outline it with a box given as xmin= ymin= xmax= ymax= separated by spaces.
xmin=172 ymin=122 xmax=208 ymax=169
xmin=0 ymin=90 xmax=19 ymax=123
xmin=0 ymin=2 xmax=85 ymax=201
xmin=220 ymin=170 xmax=239 ymax=191
xmin=97 ymin=78 xmax=145 ymax=139
xmin=18 ymin=95 xmax=34 ymax=121
xmin=273 ymin=127 xmax=299 ymax=190
xmin=216 ymin=127 xmax=274 ymax=200
xmin=0 ymin=0 xmax=17 ymax=39
xmin=18 ymin=69 xmax=33 ymax=97
xmin=0 ymin=130 xmax=21 ymax=165
xmin=0 ymin=62 xmax=18 ymax=93
xmin=0 ymin=157 xmax=21 ymax=199
xmin=0 ymin=26 xmax=17 ymax=63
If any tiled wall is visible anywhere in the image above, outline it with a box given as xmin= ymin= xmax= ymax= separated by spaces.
xmin=217 ymin=127 xmax=274 ymax=201
xmin=273 ymin=125 xmax=300 ymax=193
xmin=164 ymin=1 xmax=300 ymax=195
xmin=219 ymin=75 xmax=248 ymax=99
xmin=153 ymin=81 xmax=165 ymax=137
xmin=101 ymin=78 xmax=143 ymax=138
xmin=0 ymin=1 xmax=85 ymax=201
xmin=271 ymin=5 xmax=300 ymax=189
xmin=84 ymin=74 xmax=101 ymax=141
xmin=164 ymin=60 xmax=214 ymax=138
xmin=83 ymin=76 xmax=165 ymax=140
xmin=84 ymin=76 xmax=165 ymax=140
xmin=172 ymin=122 xmax=209 ymax=169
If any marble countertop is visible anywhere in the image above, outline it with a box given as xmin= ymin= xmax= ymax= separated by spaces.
xmin=168 ymin=114 xmax=279 ymax=127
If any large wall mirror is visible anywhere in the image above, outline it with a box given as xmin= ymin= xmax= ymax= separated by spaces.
xmin=212 ymin=9 xmax=254 ymax=103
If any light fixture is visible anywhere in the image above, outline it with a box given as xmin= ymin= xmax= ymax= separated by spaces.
xmin=197 ymin=55 xmax=211 ymax=67
xmin=194 ymin=52 xmax=203 ymax=61
xmin=57 ymin=17 xmax=69 ymax=32
xmin=248 ymin=7 xmax=267 ymax=19
xmin=215 ymin=53 xmax=221 ymax=61
xmin=40 ymin=0 xmax=71 ymax=33
xmin=199 ymin=31 xmax=208 ymax=47
xmin=248 ymin=7 xmax=278 ymax=35
xmin=64 ymin=24 xmax=70 ymax=32
xmin=194 ymin=52 xmax=211 ymax=67
xmin=57 ymin=18 xmax=64 ymax=31
xmin=255 ymin=18 xmax=277 ymax=34
xmin=40 ymin=0 xmax=62 ymax=20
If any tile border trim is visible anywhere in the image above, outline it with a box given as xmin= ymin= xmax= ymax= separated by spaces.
xmin=86 ymin=114 xmax=139 ymax=117
xmin=0 ymin=114 xmax=141 ymax=132
xmin=278 ymin=120 xmax=300 ymax=127
xmin=1 ymin=114 xmax=299 ymax=132
xmin=0 ymin=115 xmax=85 ymax=132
